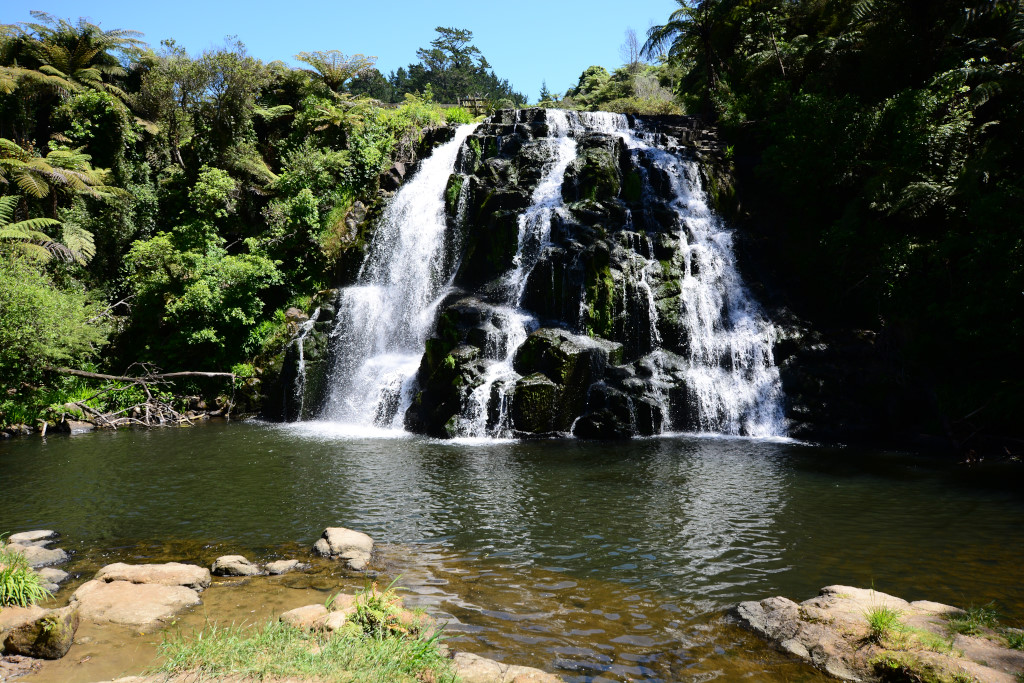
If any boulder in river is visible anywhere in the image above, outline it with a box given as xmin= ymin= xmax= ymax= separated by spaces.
xmin=211 ymin=555 xmax=261 ymax=577
xmin=312 ymin=527 xmax=373 ymax=571
xmin=2 ymin=605 xmax=79 ymax=659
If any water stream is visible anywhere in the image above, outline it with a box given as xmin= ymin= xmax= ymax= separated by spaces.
xmin=320 ymin=124 xmax=479 ymax=430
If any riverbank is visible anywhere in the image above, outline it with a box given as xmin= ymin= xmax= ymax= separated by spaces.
xmin=735 ymin=585 xmax=1024 ymax=682
xmin=0 ymin=529 xmax=562 ymax=683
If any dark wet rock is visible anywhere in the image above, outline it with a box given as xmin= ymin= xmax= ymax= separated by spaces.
xmin=312 ymin=527 xmax=373 ymax=571
xmin=3 ymin=606 xmax=79 ymax=660
xmin=511 ymin=372 xmax=561 ymax=433
xmin=211 ymin=555 xmax=261 ymax=577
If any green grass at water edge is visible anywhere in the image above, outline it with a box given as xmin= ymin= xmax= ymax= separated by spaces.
xmin=1004 ymin=628 xmax=1024 ymax=650
xmin=0 ymin=538 xmax=53 ymax=607
xmin=157 ymin=619 xmax=455 ymax=683
xmin=945 ymin=603 xmax=1000 ymax=637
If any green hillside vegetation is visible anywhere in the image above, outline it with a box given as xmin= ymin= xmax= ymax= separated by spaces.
xmin=0 ymin=15 xmax=506 ymax=428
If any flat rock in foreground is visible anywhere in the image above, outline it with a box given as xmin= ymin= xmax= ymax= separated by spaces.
xmin=734 ymin=585 xmax=1024 ymax=682
xmin=70 ymin=580 xmax=201 ymax=630
xmin=94 ymin=562 xmax=211 ymax=591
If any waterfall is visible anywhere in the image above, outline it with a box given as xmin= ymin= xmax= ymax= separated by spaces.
xmin=312 ymin=109 xmax=784 ymax=440
xmin=453 ymin=111 xmax=577 ymax=438
xmin=319 ymin=124 xmax=479 ymax=430
xmin=616 ymin=116 xmax=786 ymax=437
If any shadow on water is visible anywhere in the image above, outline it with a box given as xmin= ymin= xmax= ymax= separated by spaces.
xmin=1 ymin=422 xmax=1022 ymax=681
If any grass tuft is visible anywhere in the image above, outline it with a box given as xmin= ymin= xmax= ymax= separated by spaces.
xmin=946 ymin=603 xmax=999 ymax=637
xmin=867 ymin=605 xmax=906 ymax=645
xmin=1004 ymin=628 xmax=1024 ymax=650
xmin=0 ymin=537 xmax=54 ymax=607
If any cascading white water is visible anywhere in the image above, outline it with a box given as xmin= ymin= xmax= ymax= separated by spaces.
xmin=606 ymin=114 xmax=786 ymax=437
xmin=454 ymin=111 xmax=578 ymax=438
xmin=292 ymin=307 xmax=320 ymax=418
xmin=320 ymin=124 xmax=479 ymax=430
xmin=315 ymin=109 xmax=783 ymax=439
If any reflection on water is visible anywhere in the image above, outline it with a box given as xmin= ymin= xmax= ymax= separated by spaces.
xmin=1 ymin=423 xmax=1023 ymax=682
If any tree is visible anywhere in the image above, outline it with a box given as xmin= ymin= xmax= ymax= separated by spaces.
xmin=294 ymin=50 xmax=376 ymax=94
xmin=642 ymin=0 xmax=736 ymax=117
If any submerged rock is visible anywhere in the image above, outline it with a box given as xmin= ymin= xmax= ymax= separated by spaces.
xmin=312 ymin=527 xmax=374 ymax=571
xmin=265 ymin=559 xmax=307 ymax=575
xmin=2 ymin=605 xmax=79 ymax=659
xmin=450 ymin=651 xmax=563 ymax=683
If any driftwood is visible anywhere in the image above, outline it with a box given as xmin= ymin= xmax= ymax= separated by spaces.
xmin=43 ymin=364 xmax=237 ymax=429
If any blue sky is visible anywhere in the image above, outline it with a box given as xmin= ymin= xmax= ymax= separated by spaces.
xmin=5 ymin=1 xmax=680 ymax=101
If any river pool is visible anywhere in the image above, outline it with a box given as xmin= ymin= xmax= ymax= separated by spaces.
xmin=2 ymin=422 xmax=1022 ymax=681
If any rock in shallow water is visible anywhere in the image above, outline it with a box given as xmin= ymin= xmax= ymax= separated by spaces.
xmin=70 ymin=580 xmax=201 ymax=629
xmin=94 ymin=562 xmax=211 ymax=591
xmin=265 ymin=559 xmax=306 ymax=575
xmin=450 ymin=651 xmax=563 ymax=683
xmin=211 ymin=555 xmax=261 ymax=577
xmin=4 ymin=542 xmax=68 ymax=568
xmin=312 ymin=527 xmax=373 ymax=571
xmin=7 ymin=530 xmax=58 ymax=545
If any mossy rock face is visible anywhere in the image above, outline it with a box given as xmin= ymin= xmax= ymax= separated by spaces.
xmin=563 ymin=143 xmax=622 ymax=203
xmin=444 ymin=173 xmax=465 ymax=219
xmin=511 ymin=372 xmax=561 ymax=433
xmin=405 ymin=343 xmax=484 ymax=438
xmin=455 ymin=210 xmax=521 ymax=289
xmin=582 ymin=242 xmax=616 ymax=340
xmin=3 ymin=606 xmax=79 ymax=660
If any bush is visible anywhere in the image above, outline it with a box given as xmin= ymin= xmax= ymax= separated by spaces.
xmin=0 ymin=257 xmax=109 ymax=387
xmin=443 ymin=106 xmax=474 ymax=124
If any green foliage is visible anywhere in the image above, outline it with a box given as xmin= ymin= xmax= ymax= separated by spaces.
xmin=866 ymin=606 xmax=905 ymax=645
xmin=157 ymin=612 xmax=453 ymax=683
xmin=0 ymin=538 xmax=54 ymax=607
xmin=443 ymin=106 xmax=473 ymax=124
xmin=946 ymin=604 xmax=1000 ymax=637
xmin=1003 ymin=629 xmax=1024 ymax=650
xmin=124 ymin=233 xmax=282 ymax=367
xmin=0 ymin=257 xmax=108 ymax=386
